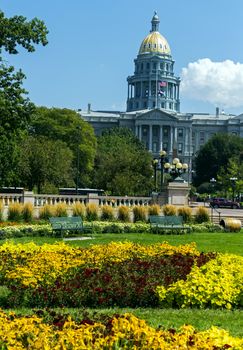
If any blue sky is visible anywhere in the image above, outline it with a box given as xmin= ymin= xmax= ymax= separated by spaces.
xmin=1 ymin=0 xmax=243 ymax=115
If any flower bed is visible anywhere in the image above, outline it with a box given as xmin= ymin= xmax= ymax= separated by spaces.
xmin=0 ymin=241 xmax=242 ymax=309
xmin=0 ymin=221 xmax=223 ymax=239
xmin=0 ymin=241 xmax=215 ymax=308
xmin=0 ymin=310 xmax=242 ymax=349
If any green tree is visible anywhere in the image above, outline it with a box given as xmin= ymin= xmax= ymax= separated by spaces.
xmin=17 ymin=136 xmax=74 ymax=193
xmin=0 ymin=10 xmax=48 ymax=186
xmin=29 ymin=107 xmax=97 ymax=187
xmin=93 ymin=127 xmax=153 ymax=195
xmin=194 ymin=133 xmax=243 ymax=187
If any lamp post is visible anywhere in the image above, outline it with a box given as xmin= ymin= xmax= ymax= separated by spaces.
xmin=230 ymin=177 xmax=237 ymax=201
xmin=210 ymin=177 xmax=217 ymax=196
xmin=159 ymin=150 xmax=167 ymax=191
xmin=164 ymin=157 xmax=188 ymax=182
xmin=152 ymin=158 xmax=158 ymax=192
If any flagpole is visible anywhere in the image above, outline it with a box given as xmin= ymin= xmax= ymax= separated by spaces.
xmin=155 ymin=68 xmax=158 ymax=108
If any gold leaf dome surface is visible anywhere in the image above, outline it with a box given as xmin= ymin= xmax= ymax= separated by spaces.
xmin=139 ymin=31 xmax=171 ymax=55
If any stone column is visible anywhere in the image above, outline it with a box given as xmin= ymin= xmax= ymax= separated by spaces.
xmin=159 ymin=125 xmax=163 ymax=151
xmin=170 ymin=126 xmax=173 ymax=153
xmin=138 ymin=125 xmax=142 ymax=141
xmin=149 ymin=125 xmax=153 ymax=151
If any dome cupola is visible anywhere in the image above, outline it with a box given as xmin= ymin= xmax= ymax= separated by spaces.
xmin=138 ymin=11 xmax=171 ymax=56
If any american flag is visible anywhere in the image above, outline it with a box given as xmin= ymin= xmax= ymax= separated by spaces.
xmin=159 ymin=81 xmax=167 ymax=87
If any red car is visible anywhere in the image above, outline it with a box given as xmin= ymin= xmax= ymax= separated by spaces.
xmin=210 ymin=198 xmax=240 ymax=209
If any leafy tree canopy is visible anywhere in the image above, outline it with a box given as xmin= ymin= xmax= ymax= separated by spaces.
xmin=29 ymin=107 xmax=97 ymax=188
xmin=0 ymin=10 xmax=48 ymax=186
xmin=17 ymin=136 xmax=74 ymax=193
xmin=194 ymin=133 xmax=243 ymax=187
xmin=93 ymin=127 xmax=153 ymax=196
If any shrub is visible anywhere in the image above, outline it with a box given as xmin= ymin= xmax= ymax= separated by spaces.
xmin=194 ymin=206 xmax=210 ymax=223
xmin=177 ymin=206 xmax=192 ymax=223
xmin=220 ymin=218 xmax=241 ymax=232
xmin=7 ymin=203 xmax=23 ymax=221
xmin=162 ymin=204 xmax=177 ymax=216
xmin=86 ymin=203 xmax=98 ymax=221
xmin=72 ymin=202 xmax=86 ymax=219
xmin=117 ymin=205 xmax=130 ymax=222
xmin=54 ymin=203 xmax=68 ymax=217
xmin=100 ymin=205 xmax=114 ymax=221
xmin=132 ymin=206 xmax=147 ymax=222
xmin=39 ymin=204 xmax=54 ymax=220
xmin=156 ymin=254 xmax=243 ymax=309
xmin=148 ymin=204 xmax=160 ymax=216
xmin=22 ymin=203 xmax=34 ymax=222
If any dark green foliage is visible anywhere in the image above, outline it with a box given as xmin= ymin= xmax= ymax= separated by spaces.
xmin=0 ymin=10 xmax=48 ymax=186
xmin=29 ymin=107 xmax=97 ymax=188
xmin=194 ymin=133 xmax=243 ymax=186
xmin=93 ymin=127 xmax=153 ymax=195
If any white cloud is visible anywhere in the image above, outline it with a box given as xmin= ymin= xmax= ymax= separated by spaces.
xmin=180 ymin=58 xmax=243 ymax=108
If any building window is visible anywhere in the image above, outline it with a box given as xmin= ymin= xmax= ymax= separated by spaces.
xmin=142 ymin=127 xmax=148 ymax=136
xmin=153 ymin=101 xmax=156 ymax=107
xmin=141 ymin=63 xmax=143 ymax=72
xmin=136 ymin=102 xmax=139 ymax=109
xmin=154 ymin=44 xmax=156 ymax=48
xmin=178 ymin=128 xmax=183 ymax=138
xmin=178 ymin=143 xmax=183 ymax=154
xmin=160 ymin=44 xmax=162 ymax=49
xmin=146 ymin=62 xmax=150 ymax=69
xmin=153 ymin=126 xmax=159 ymax=137
xmin=143 ymin=101 xmax=147 ymax=108
xmin=163 ymin=142 xmax=168 ymax=151
xmin=153 ymin=142 xmax=158 ymax=152
xmin=148 ymin=44 xmax=150 ymax=48
xmin=161 ymin=102 xmax=165 ymax=108
xmin=163 ymin=127 xmax=169 ymax=137
xmin=169 ymin=102 xmax=173 ymax=109
xmin=199 ymin=131 xmax=205 ymax=144
xmin=153 ymin=62 xmax=156 ymax=69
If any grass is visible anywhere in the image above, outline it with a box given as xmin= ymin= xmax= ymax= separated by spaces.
xmin=1 ymin=230 xmax=243 ymax=338
xmin=5 ymin=231 xmax=243 ymax=255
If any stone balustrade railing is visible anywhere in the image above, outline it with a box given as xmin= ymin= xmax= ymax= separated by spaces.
xmin=0 ymin=191 xmax=152 ymax=208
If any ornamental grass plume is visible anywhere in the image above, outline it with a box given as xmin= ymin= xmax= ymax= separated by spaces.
xmin=39 ymin=204 xmax=54 ymax=220
xmin=7 ymin=202 xmax=23 ymax=222
xmin=148 ymin=204 xmax=160 ymax=216
xmin=22 ymin=202 xmax=34 ymax=222
xmin=177 ymin=206 xmax=192 ymax=223
xmin=0 ymin=200 xmax=4 ymax=222
xmin=132 ymin=205 xmax=147 ymax=222
xmin=54 ymin=203 xmax=68 ymax=217
xmin=117 ymin=205 xmax=130 ymax=222
xmin=72 ymin=202 xmax=86 ymax=219
xmin=162 ymin=204 xmax=177 ymax=216
xmin=86 ymin=203 xmax=99 ymax=221
xmin=101 ymin=204 xmax=114 ymax=221
xmin=194 ymin=206 xmax=210 ymax=223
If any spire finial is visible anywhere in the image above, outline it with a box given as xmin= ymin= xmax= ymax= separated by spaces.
xmin=151 ymin=11 xmax=160 ymax=32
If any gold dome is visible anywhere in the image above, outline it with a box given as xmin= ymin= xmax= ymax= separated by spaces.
xmin=139 ymin=31 xmax=171 ymax=55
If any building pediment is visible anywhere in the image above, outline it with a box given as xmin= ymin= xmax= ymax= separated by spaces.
xmin=135 ymin=109 xmax=178 ymax=122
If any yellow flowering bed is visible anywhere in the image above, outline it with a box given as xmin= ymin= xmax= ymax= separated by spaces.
xmin=0 ymin=241 xmax=199 ymax=288
xmin=156 ymin=254 xmax=243 ymax=309
xmin=0 ymin=310 xmax=242 ymax=349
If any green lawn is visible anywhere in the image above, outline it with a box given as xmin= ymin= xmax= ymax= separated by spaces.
xmin=6 ymin=231 xmax=243 ymax=255
xmin=1 ymin=231 xmax=243 ymax=337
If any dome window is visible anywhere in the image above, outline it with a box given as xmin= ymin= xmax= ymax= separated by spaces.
xmin=148 ymin=44 xmax=151 ymax=48
xmin=144 ymin=44 xmax=146 ymax=49
xmin=160 ymin=44 xmax=162 ymax=49
xmin=154 ymin=44 xmax=156 ymax=48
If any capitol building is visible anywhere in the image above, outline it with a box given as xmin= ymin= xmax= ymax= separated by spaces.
xmin=80 ymin=12 xmax=243 ymax=165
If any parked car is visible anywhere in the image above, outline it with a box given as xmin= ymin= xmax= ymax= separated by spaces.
xmin=209 ymin=198 xmax=240 ymax=209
